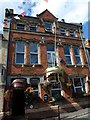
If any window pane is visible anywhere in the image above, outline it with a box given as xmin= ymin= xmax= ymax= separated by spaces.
xmin=76 ymin=57 xmax=81 ymax=64
xmin=30 ymin=54 xmax=38 ymax=64
xmin=74 ymin=47 xmax=79 ymax=55
xmin=74 ymin=78 xmax=81 ymax=86
xmin=30 ymin=43 xmax=38 ymax=52
xmin=76 ymin=88 xmax=82 ymax=93
xmin=47 ymin=53 xmax=52 ymax=63
xmin=30 ymin=78 xmax=40 ymax=87
xmin=52 ymin=82 xmax=60 ymax=89
xmin=65 ymin=56 xmax=72 ymax=64
xmin=16 ymin=53 xmax=24 ymax=63
xmin=30 ymin=78 xmax=40 ymax=97
xmin=16 ymin=42 xmax=24 ymax=52
xmin=51 ymin=89 xmax=61 ymax=97
xmin=47 ymin=53 xmax=56 ymax=66
xmin=74 ymin=47 xmax=81 ymax=64
xmin=60 ymin=28 xmax=66 ymax=35
xmin=45 ymin=22 xmax=52 ymax=31
xmin=16 ymin=24 xmax=25 ymax=30
xmin=47 ymin=44 xmax=55 ymax=51
xmin=63 ymin=45 xmax=70 ymax=54
xmin=30 ymin=26 xmax=36 ymax=32
xmin=70 ymin=31 xmax=74 ymax=37
xmin=47 ymin=44 xmax=56 ymax=66
xmin=52 ymin=53 xmax=56 ymax=63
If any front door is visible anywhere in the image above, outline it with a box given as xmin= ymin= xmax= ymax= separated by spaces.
xmin=12 ymin=89 xmax=25 ymax=116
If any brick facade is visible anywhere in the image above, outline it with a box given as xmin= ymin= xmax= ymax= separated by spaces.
xmin=3 ymin=9 xmax=90 ymax=106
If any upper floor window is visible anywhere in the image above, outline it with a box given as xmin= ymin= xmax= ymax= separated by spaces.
xmin=60 ymin=28 xmax=66 ymax=36
xmin=29 ymin=26 xmax=37 ymax=32
xmin=15 ymin=42 xmax=25 ymax=64
xmin=30 ymin=42 xmax=38 ymax=64
xmin=74 ymin=47 xmax=81 ymax=65
xmin=63 ymin=45 xmax=72 ymax=65
xmin=16 ymin=24 xmax=25 ymax=30
xmin=44 ymin=22 xmax=52 ymax=32
xmin=70 ymin=31 xmax=75 ymax=37
xmin=47 ymin=44 xmax=56 ymax=66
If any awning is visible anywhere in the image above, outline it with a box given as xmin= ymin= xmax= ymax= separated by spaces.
xmin=46 ymin=66 xmax=63 ymax=77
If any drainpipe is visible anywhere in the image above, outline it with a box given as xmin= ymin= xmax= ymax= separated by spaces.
xmin=79 ymin=24 xmax=90 ymax=70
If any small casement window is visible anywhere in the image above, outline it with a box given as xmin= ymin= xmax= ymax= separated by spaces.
xmin=60 ymin=28 xmax=66 ymax=36
xmin=15 ymin=42 xmax=25 ymax=64
xmin=63 ymin=45 xmax=72 ymax=65
xmin=73 ymin=47 xmax=81 ymax=65
xmin=30 ymin=42 xmax=38 ymax=64
xmin=16 ymin=24 xmax=25 ymax=30
xmin=70 ymin=31 xmax=75 ymax=37
xmin=46 ymin=44 xmax=56 ymax=67
xmin=72 ymin=77 xmax=85 ymax=94
xmin=30 ymin=78 xmax=40 ymax=97
xmin=44 ymin=22 xmax=52 ymax=32
xmin=29 ymin=26 xmax=37 ymax=32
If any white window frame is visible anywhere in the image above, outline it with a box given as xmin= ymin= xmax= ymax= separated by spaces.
xmin=74 ymin=47 xmax=81 ymax=65
xmin=50 ymin=80 xmax=62 ymax=98
xmin=30 ymin=78 xmax=40 ymax=96
xmin=15 ymin=42 xmax=25 ymax=64
xmin=30 ymin=42 xmax=39 ymax=64
xmin=70 ymin=31 xmax=75 ymax=37
xmin=16 ymin=23 xmax=25 ymax=30
xmin=72 ymin=77 xmax=85 ymax=93
xmin=64 ymin=45 xmax=72 ymax=65
xmin=44 ymin=22 xmax=52 ymax=32
xmin=60 ymin=28 xmax=66 ymax=36
xmin=47 ymin=51 xmax=56 ymax=66
xmin=47 ymin=44 xmax=58 ymax=67
xmin=29 ymin=25 xmax=37 ymax=32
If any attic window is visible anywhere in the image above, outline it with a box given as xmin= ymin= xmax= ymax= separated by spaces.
xmin=60 ymin=28 xmax=66 ymax=36
xmin=16 ymin=24 xmax=25 ymax=30
xmin=44 ymin=22 xmax=52 ymax=32
xmin=70 ymin=31 xmax=75 ymax=37
xmin=29 ymin=26 xmax=37 ymax=32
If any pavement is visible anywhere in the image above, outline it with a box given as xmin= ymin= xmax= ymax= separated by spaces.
xmin=61 ymin=108 xmax=90 ymax=120
xmin=0 ymin=98 xmax=90 ymax=120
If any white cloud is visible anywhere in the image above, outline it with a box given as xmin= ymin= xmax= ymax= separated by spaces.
xmin=0 ymin=0 xmax=89 ymax=34
xmin=31 ymin=0 xmax=89 ymax=23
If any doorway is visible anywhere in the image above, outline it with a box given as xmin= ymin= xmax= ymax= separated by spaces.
xmin=12 ymin=89 xmax=25 ymax=116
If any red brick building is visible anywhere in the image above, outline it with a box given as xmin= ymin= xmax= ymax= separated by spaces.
xmin=3 ymin=9 xmax=90 ymax=105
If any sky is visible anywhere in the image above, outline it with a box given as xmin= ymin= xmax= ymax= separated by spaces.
xmin=0 ymin=0 xmax=90 ymax=39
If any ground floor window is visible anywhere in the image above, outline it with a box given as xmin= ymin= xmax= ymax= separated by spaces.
xmin=30 ymin=78 xmax=40 ymax=97
xmin=50 ymin=80 xmax=62 ymax=101
xmin=71 ymin=77 xmax=85 ymax=96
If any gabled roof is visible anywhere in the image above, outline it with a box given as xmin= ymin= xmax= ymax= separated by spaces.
xmin=37 ymin=9 xmax=58 ymax=20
